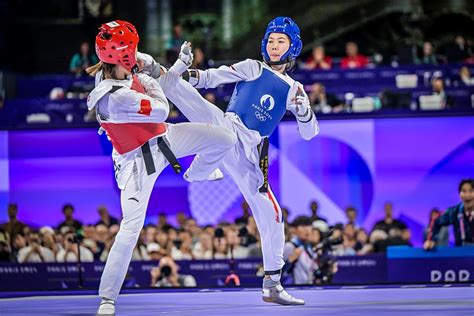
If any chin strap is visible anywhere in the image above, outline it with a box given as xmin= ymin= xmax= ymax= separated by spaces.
xmin=264 ymin=57 xmax=291 ymax=66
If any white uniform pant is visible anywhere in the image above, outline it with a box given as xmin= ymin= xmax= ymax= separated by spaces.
xmin=167 ymin=82 xmax=286 ymax=275
xmin=99 ymin=122 xmax=236 ymax=300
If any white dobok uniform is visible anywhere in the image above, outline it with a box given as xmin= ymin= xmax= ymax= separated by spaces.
xmin=87 ymin=59 xmax=236 ymax=301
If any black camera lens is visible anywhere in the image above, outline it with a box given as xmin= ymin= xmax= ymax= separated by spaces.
xmin=214 ymin=228 xmax=225 ymax=238
xmin=238 ymin=226 xmax=248 ymax=237
xmin=160 ymin=265 xmax=172 ymax=277
xmin=172 ymin=239 xmax=183 ymax=249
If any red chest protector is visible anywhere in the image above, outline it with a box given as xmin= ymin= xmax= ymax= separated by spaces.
xmin=100 ymin=75 xmax=167 ymax=155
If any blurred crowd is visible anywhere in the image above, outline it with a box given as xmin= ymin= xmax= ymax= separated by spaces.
xmin=0 ymin=179 xmax=471 ymax=286
xmin=0 ymin=199 xmax=414 ymax=264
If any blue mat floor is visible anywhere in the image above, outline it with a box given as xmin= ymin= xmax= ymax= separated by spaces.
xmin=0 ymin=285 xmax=473 ymax=315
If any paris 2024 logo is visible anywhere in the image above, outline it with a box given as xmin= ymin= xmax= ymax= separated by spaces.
xmin=252 ymin=94 xmax=275 ymax=121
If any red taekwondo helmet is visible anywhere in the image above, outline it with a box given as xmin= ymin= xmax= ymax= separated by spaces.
xmin=95 ymin=20 xmax=140 ymax=73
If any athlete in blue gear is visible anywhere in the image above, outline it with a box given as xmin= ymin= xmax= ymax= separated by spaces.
xmin=142 ymin=17 xmax=319 ymax=305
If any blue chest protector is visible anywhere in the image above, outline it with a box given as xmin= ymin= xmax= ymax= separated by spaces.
xmin=227 ymin=67 xmax=290 ymax=137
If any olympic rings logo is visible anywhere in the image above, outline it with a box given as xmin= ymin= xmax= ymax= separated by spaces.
xmin=255 ymin=111 xmax=267 ymax=121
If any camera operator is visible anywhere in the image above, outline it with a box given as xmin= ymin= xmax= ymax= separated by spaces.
xmin=283 ymin=216 xmax=317 ymax=285
xmin=17 ymin=231 xmax=55 ymax=263
xmin=56 ymin=231 xmax=94 ymax=262
xmin=311 ymin=222 xmax=342 ymax=284
xmin=226 ymin=227 xmax=249 ymax=259
xmin=150 ymin=256 xmax=196 ymax=287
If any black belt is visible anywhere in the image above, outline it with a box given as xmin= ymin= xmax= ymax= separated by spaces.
xmin=141 ymin=137 xmax=181 ymax=176
xmin=258 ymin=137 xmax=269 ymax=193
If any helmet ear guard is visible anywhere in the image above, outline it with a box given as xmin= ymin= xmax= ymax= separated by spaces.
xmin=261 ymin=17 xmax=302 ymax=65
xmin=95 ymin=20 xmax=140 ymax=72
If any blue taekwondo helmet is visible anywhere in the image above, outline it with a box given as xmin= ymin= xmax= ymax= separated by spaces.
xmin=261 ymin=17 xmax=302 ymax=65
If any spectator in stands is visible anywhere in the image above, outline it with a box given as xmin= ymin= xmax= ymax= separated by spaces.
xmin=332 ymin=233 xmax=356 ymax=256
xmin=303 ymin=44 xmax=332 ymax=70
xmin=171 ymin=230 xmax=194 ymax=260
xmin=40 ymin=226 xmax=60 ymax=259
xmin=132 ymin=231 xmax=150 ymax=261
xmin=372 ymin=202 xmax=407 ymax=234
xmin=99 ymin=232 xmax=117 ymax=262
xmin=245 ymin=216 xmax=259 ymax=245
xmin=150 ymin=255 xmax=196 ymax=287
xmin=191 ymin=47 xmax=212 ymax=70
xmin=155 ymin=230 xmax=171 ymax=257
xmin=226 ymin=228 xmax=249 ymax=259
xmin=424 ymin=208 xmax=449 ymax=247
xmin=345 ymin=206 xmax=359 ymax=229
xmin=308 ymin=83 xmax=344 ymax=113
xmin=96 ymin=206 xmax=119 ymax=227
xmin=157 ymin=213 xmax=168 ymax=229
xmin=146 ymin=243 xmax=161 ymax=261
xmin=416 ymin=41 xmax=438 ymax=66
xmin=0 ymin=229 xmax=11 ymax=262
xmin=340 ymin=42 xmax=368 ymax=69
xmin=431 ymin=76 xmax=454 ymax=108
xmin=424 ymin=179 xmax=474 ymax=249
xmin=192 ymin=231 xmax=213 ymax=259
xmin=309 ymin=200 xmax=327 ymax=223
xmin=56 ymin=231 xmax=94 ymax=262
xmin=235 ymin=200 xmax=251 ymax=225
xmin=145 ymin=225 xmax=158 ymax=244
xmin=95 ymin=224 xmax=108 ymax=255
xmin=355 ymin=228 xmax=369 ymax=253
xmin=165 ymin=23 xmax=185 ymax=66
xmin=183 ymin=218 xmax=201 ymax=245
xmin=459 ymin=66 xmax=474 ymax=86
xmin=12 ymin=234 xmax=27 ymax=261
xmin=343 ymin=223 xmax=356 ymax=240
xmin=446 ymin=35 xmax=472 ymax=63
xmin=0 ymin=203 xmax=28 ymax=239
xmin=57 ymin=204 xmax=83 ymax=233
xmin=213 ymin=230 xmax=230 ymax=259
xmin=175 ymin=211 xmax=188 ymax=229
xmin=17 ymin=231 xmax=55 ymax=263
xmin=69 ymin=41 xmax=98 ymax=76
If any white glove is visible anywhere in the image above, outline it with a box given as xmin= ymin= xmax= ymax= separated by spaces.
xmin=289 ymin=87 xmax=311 ymax=117
xmin=178 ymin=41 xmax=193 ymax=67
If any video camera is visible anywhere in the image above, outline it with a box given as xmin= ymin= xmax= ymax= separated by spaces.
xmin=312 ymin=227 xmax=343 ymax=284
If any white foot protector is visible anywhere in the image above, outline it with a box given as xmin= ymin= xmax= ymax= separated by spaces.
xmin=183 ymin=168 xmax=224 ymax=183
xmin=96 ymin=298 xmax=115 ymax=316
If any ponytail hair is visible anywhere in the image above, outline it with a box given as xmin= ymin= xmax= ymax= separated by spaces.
xmin=86 ymin=61 xmax=120 ymax=80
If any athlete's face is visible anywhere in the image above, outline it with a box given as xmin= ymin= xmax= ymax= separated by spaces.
xmin=267 ymin=33 xmax=290 ymax=62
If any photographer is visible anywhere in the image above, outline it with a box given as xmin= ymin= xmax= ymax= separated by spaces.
xmin=226 ymin=227 xmax=249 ymax=259
xmin=56 ymin=232 xmax=94 ymax=263
xmin=150 ymin=256 xmax=196 ymax=288
xmin=283 ymin=216 xmax=317 ymax=285
xmin=17 ymin=231 xmax=55 ymax=263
